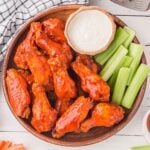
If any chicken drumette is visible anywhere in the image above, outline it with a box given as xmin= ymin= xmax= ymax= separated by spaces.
xmin=52 ymin=96 xmax=93 ymax=138
xmin=25 ymin=44 xmax=53 ymax=91
xmin=0 ymin=141 xmax=24 ymax=150
xmin=72 ymin=56 xmax=110 ymax=101
xmin=31 ymin=83 xmax=57 ymax=133
xmin=14 ymin=22 xmax=53 ymax=90
xmin=33 ymin=22 xmax=73 ymax=67
xmin=6 ymin=69 xmax=30 ymax=119
xmin=42 ymin=18 xmax=67 ymax=43
xmin=48 ymin=56 xmax=77 ymax=114
xmin=18 ymin=69 xmax=34 ymax=85
xmin=14 ymin=22 xmax=35 ymax=70
xmin=80 ymin=103 xmax=125 ymax=132
xmin=77 ymin=55 xmax=99 ymax=74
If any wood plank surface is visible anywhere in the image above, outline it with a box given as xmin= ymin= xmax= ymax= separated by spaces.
xmin=0 ymin=0 xmax=150 ymax=149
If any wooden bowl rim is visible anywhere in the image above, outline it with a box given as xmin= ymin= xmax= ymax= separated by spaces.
xmin=2 ymin=4 xmax=147 ymax=147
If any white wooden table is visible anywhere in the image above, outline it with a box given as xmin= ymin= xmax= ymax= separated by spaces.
xmin=0 ymin=0 xmax=150 ymax=149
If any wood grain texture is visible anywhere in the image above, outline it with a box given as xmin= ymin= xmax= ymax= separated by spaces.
xmin=0 ymin=132 xmax=145 ymax=150
xmin=89 ymin=0 xmax=150 ymax=16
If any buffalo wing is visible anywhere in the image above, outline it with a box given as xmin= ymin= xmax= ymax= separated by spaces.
xmin=14 ymin=22 xmax=35 ymax=69
xmin=48 ymin=57 xmax=76 ymax=114
xmin=6 ymin=69 xmax=30 ymax=119
xmin=33 ymin=22 xmax=73 ymax=67
xmin=52 ymin=96 xmax=93 ymax=138
xmin=0 ymin=141 xmax=24 ymax=150
xmin=77 ymin=55 xmax=99 ymax=73
xmin=72 ymin=57 xmax=110 ymax=101
xmin=14 ymin=22 xmax=53 ymax=90
xmin=42 ymin=18 xmax=67 ymax=43
xmin=31 ymin=83 xmax=57 ymax=133
xmin=18 ymin=69 xmax=34 ymax=85
xmin=80 ymin=103 xmax=125 ymax=132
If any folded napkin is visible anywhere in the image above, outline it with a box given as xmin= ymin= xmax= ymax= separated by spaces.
xmin=0 ymin=0 xmax=88 ymax=62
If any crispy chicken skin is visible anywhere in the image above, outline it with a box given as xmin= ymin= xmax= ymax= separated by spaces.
xmin=6 ymin=69 xmax=30 ymax=119
xmin=48 ymin=57 xmax=77 ymax=114
xmin=14 ymin=22 xmax=35 ymax=69
xmin=0 ymin=141 xmax=24 ymax=150
xmin=33 ymin=22 xmax=73 ymax=67
xmin=18 ymin=69 xmax=34 ymax=85
xmin=25 ymin=23 xmax=53 ymax=90
xmin=52 ymin=96 xmax=93 ymax=138
xmin=31 ymin=83 xmax=57 ymax=133
xmin=80 ymin=103 xmax=125 ymax=132
xmin=77 ymin=55 xmax=99 ymax=73
xmin=14 ymin=22 xmax=53 ymax=90
xmin=72 ymin=57 xmax=110 ymax=101
xmin=42 ymin=18 xmax=67 ymax=43
xmin=26 ymin=46 xmax=53 ymax=91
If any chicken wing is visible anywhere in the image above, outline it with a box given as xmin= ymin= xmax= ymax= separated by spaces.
xmin=52 ymin=96 xmax=93 ymax=138
xmin=77 ymin=55 xmax=99 ymax=73
xmin=48 ymin=57 xmax=77 ymax=114
xmin=0 ymin=141 xmax=24 ymax=150
xmin=18 ymin=69 xmax=34 ymax=85
xmin=31 ymin=83 xmax=57 ymax=133
xmin=14 ymin=22 xmax=53 ymax=90
xmin=14 ymin=22 xmax=35 ymax=69
xmin=42 ymin=18 xmax=67 ymax=43
xmin=72 ymin=57 xmax=110 ymax=101
xmin=6 ymin=68 xmax=30 ymax=119
xmin=33 ymin=22 xmax=73 ymax=67
xmin=80 ymin=103 xmax=125 ymax=132
xmin=26 ymin=46 xmax=53 ymax=91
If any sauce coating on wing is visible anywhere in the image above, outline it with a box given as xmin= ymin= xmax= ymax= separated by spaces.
xmin=80 ymin=103 xmax=125 ymax=132
xmin=48 ymin=56 xmax=77 ymax=115
xmin=72 ymin=56 xmax=110 ymax=101
xmin=52 ymin=96 xmax=93 ymax=138
xmin=14 ymin=22 xmax=36 ymax=70
xmin=33 ymin=22 xmax=73 ymax=67
xmin=31 ymin=83 xmax=57 ymax=133
xmin=6 ymin=68 xmax=30 ymax=119
xmin=43 ymin=18 xmax=67 ymax=43
xmin=0 ymin=140 xmax=24 ymax=150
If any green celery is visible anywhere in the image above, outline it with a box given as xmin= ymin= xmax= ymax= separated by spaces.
xmin=128 ymin=43 xmax=144 ymax=58
xmin=108 ymin=56 xmax=133 ymax=90
xmin=122 ymin=64 xmax=150 ymax=109
xmin=100 ymin=45 xmax=128 ymax=81
xmin=94 ymin=27 xmax=129 ymax=65
xmin=131 ymin=145 xmax=150 ymax=150
xmin=112 ymin=67 xmax=130 ymax=105
xmin=123 ymin=26 xmax=136 ymax=48
xmin=127 ymin=43 xmax=144 ymax=85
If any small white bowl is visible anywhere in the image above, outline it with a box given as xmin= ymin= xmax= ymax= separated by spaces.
xmin=143 ymin=110 xmax=150 ymax=143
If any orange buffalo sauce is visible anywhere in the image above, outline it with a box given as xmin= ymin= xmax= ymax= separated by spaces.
xmin=147 ymin=114 xmax=150 ymax=132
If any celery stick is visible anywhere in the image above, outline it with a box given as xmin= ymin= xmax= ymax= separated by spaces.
xmin=128 ymin=43 xmax=144 ymax=58
xmin=94 ymin=27 xmax=129 ymax=65
xmin=123 ymin=26 xmax=136 ymax=48
xmin=127 ymin=43 xmax=144 ymax=85
xmin=108 ymin=56 xmax=133 ymax=90
xmin=100 ymin=45 xmax=128 ymax=81
xmin=112 ymin=67 xmax=130 ymax=105
xmin=122 ymin=64 xmax=150 ymax=109
xmin=131 ymin=145 xmax=150 ymax=150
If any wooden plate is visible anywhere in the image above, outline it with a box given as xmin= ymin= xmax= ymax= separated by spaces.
xmin=2 ymin=5 xmax=147 ymax=146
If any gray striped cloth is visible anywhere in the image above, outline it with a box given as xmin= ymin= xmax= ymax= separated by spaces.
xmin=0 ymin=0 xmax=89 ymax=62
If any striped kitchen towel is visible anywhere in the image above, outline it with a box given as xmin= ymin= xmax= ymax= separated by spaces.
xmin=0 ymin=0 xmax=89 ymax=62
